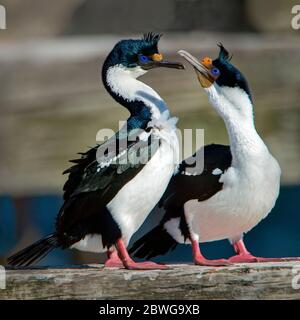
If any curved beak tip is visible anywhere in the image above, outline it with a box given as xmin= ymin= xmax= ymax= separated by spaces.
xmin=177 ymin=50 xmax=186 ymax=56
xmin=177 ymin=49 xmax=204 ymax=72
xmin=177 ymin=49 xmax=215 ymax=88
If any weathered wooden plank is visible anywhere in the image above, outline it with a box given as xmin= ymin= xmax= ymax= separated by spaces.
xmin=1 ymin=262 xmax=300 ymax=300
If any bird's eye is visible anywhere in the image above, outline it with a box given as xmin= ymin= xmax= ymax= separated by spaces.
xmin=211 ymin=67 xmax=220 ymax=76
xmin=139 ymin=55 xmax=150 ymax=63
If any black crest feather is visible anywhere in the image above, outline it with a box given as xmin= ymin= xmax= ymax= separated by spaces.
xmin=143 ymin=32 xmax=162 ymax=45
xmin=217 ymin=43 xmax=232 ymax=61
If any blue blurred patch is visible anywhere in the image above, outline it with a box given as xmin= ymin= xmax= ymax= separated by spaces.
xmin=0 ymin=185 xmax=299 ymax=264
xmin=0 ymin=196 xmax=16 ymax=254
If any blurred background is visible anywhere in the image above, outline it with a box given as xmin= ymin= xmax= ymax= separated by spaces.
xmin=0 ymin=0 xmax=299 ymax=265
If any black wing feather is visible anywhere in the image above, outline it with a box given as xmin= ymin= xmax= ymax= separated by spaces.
xmin=56 ymin=133 xmax=160 ymax=248
xmin=162 ymin=144 xmax=232 ymax=208
xmin=62 ymin=146 xmax=98 ymax=200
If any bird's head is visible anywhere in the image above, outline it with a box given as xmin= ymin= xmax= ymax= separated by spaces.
xmin=103 ymin=33 xmax=184 ymax=79
xmin=178 ymin=44 xmax=253 ymax=119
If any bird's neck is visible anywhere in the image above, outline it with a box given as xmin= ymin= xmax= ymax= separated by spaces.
xmin=103 ymin=65 xmax=169 ymax=130
xmin=224 ymin=114 xmax=268 ymax=167
xmin=205 ymin=86 xmax=269 ymax=167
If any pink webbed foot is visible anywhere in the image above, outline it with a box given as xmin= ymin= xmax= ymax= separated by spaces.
xmin=115 ymin=238 xmax=168 ymax=270
xmin=194 ymin=257 xmax=230 ymax=266
xmin=191 ymin=239 xmax=231 ymax=266
xmin=228 ymin=254 xmax=300 ymax=263
xmin=229 ymin=239 xmax=300 ymax=263
xmin=104 ymin=250 xmax=124 ymax=268
xmin=124 ymin=260 xmax=168 ymax=270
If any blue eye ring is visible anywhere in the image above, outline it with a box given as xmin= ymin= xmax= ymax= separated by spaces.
xmin=211 ymin=67 xmax=220 ymax=76
xmin=139 ymin=55 xmax=150 ymax=63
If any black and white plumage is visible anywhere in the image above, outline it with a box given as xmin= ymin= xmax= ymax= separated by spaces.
xmin=130 ymin=45 xmax=284 ymax=264
xmin=8 ymin=33 xmax=184 ymax=269
xmin=130 ymin=144 xmax=232 ymax=259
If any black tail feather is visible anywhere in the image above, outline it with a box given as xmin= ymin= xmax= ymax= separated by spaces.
xmin=7 ymin=234 xmax=59 ymax=267
xmin=129 ymin=225 xmax=178 ymax=259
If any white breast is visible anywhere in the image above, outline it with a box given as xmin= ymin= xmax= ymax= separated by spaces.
xmin=184 ymin=152 xmax=281 ymax=244
xmin=108 ymin=127 xmax=179 ymax=246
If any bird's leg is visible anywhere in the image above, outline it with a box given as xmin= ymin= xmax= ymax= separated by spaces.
xmin=191 ymin=239 xmax=230 ymax=266
xmin=115 ymin=238 xmax=168 ymax=270
xmin=228 ymin=239 xmax=300 ymax=263
xmin=228 ymin=240 xmax=258 ymax=263
xmin=104 ymin=249 xmax=124 ymax=268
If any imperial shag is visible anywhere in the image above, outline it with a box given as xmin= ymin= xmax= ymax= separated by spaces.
xmin=8 ymin=33 xmax=184 ymax=270
xmin=130 ymin=44 xmax=297 ymax=265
